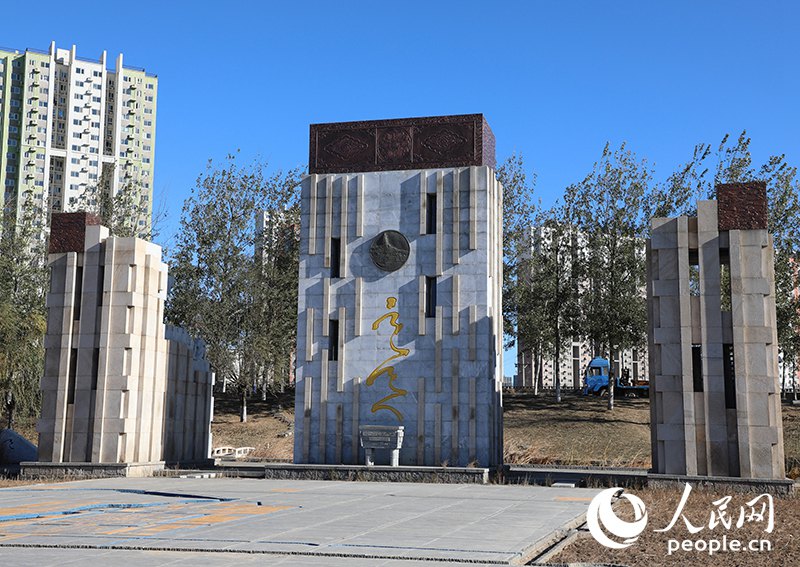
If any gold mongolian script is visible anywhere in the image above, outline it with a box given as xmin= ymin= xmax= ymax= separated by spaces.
xmin=366 ymin=297 xmax=410 ymax=421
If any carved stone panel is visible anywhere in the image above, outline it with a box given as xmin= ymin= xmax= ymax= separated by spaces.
xmin=309 ymin=114 xmax=495 ymax=173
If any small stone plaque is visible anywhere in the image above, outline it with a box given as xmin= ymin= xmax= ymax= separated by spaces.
xmin=360 ymin=425 xmax=404 ymax=449
xmin=369 ymin=230 xmax=410 ymax=272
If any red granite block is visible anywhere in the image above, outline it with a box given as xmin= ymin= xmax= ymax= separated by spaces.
xmin=717 ymin=181 xmax=768 ymax=231
xmin=49 ymin=212 xmax=102 ymax=254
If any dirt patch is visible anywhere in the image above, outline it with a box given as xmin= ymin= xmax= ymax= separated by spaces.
xmin=210 ymin=391 xmax=294 ymax=460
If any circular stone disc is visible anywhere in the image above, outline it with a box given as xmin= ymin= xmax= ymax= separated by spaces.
xmin=369 ymin=230 xmax=410 ymax=272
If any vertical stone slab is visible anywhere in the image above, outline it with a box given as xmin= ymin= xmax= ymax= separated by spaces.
xmin=451 ymin=370 xmax=459 ymax=466
xmin=435 ymin=306 xmax=443 ymax=393
xmin=418 ymin=275 xmax=426 ymax=336
xmin=322 ymin=278 xmax=330 ymax=337
xmin=340 ymin=175 xmax=348 ymax=276
xmin=416 ymin=377 xmax=425 ymax=465
xmin=469 ymin=166 xmax=477 ymax=250
xmin=356 ymin=174 xmax=365 ymax=238
xmin=354 ymin=278 xmax=362 ymax=336
xmin=319 ymin=353 xmax=328 ymax=464
xmin=324 ymin=175 xmax=333 ymax=268
xmin=337 ymin=306 xmax=345 ymax=392
xmin=308 ymin=174 xmax=318 ymax=255
xmin=468 ymin=378 xmax=477 ymax=463
xmin=335 ymin=404 xmax=343 ymax=464
xmin=436 ymin=170 xmax=444 ymax=275
xmin=451 ymin=274 xmax=460 ymax=335
xmin=351 ymin=376 xmax=360 ymax=464
xmin=305 ymin=308 xmax=314 ymax=362
xmin=469 ymin=305 xmax=477 ymax=361
xmin=303 ymin=376 xmax=312 ymax=462
xmin=419 ymin=170 xmax=427 ymax=235
xmin=434 ymin=403 xmax=442 ymax=465
xmin=452 ymin=168 xmax=460 ymax=265
xmin=697 ymin=200 xmax=729 ymax=476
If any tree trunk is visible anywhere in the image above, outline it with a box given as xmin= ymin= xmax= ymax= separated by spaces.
xmin=536 ymin=352 xmax=544 ymax=394
xmin=240 ymin=389 xmax=248 ymax=423
xmin=607 ymin=347 xmax=615 ymax=411
xmin=794 ymin=357 xmax=798 ymax=402
xmin=533 ymin=349 xmax=541 ymax=396
xmin=555 ymin=327 xmax=562 ymax=403
xmin=4 ymin=391 xmax=14 ymax=430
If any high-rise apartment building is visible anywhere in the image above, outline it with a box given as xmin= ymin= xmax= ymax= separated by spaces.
xmin=0 ymin=41 xmax=157 ymax=230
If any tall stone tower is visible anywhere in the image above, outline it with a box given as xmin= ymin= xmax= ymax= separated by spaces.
xmin=36 ymin=212 xmax=213 ymax=474
xmin=294 ymin=114 xmax=504 ymax=467
xmin=647 ymin=182 xmax=786 ymax=479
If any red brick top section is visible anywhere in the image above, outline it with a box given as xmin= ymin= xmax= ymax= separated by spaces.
xmin=49 ymin=212 xmax=102 ymax=254
xmin=717 ymin=181 xmax=768 ymax=231
xmin=309 ymin=114 xmax=495 ymax=174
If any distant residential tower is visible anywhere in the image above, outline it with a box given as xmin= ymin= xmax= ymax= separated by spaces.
xmin=0 ymin=41 xmax=157 ymax=230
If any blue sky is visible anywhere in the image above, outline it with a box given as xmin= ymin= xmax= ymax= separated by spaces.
xmin=4 ymin=1 xmax=798 ymax=376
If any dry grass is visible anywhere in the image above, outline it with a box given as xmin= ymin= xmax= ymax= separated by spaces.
xmin=503 ymin=390 xmax=652 ymax=468
xmin=553 ymin=485 xmax=800 ymax=567
xmin=782 ymin=399 xmax=800 ymax=478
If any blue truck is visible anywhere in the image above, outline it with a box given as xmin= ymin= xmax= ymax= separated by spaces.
xmin=581 ymin=356 xmax=649 ymax=398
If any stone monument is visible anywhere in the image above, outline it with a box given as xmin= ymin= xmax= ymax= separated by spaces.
xmin=32 ymin=212 xmax=213 ymax=475
xmin=294 ymin=114 xmax=504 ymax=467
xmin=647 ymin=182 xmax=786 ymax=479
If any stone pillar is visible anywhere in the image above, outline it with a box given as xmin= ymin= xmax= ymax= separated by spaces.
xmin=38 ymin=213 xmax=213 ymax=469
xmin=647 ymin=182 xmax=786 ymax=479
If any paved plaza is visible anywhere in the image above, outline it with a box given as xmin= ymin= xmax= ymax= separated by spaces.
xmin=0 ymin=477 xmax=600 ymax=565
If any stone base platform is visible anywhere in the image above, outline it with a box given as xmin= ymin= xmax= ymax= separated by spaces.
xmin=505 ymin=464 xmax=648 ymax=488
xmin=20 ymin=461 xmax=165 ymax=479
xmin=648 ymin=472 xmax=795 ymax=495
xmin=181 ymin=461 xmax=491 ymax=484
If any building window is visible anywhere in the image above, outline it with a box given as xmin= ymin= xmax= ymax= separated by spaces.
xmin=691 ymin=344 xmax=703 ymax=392
xmin=723 ymin=344 xmax=736 ymax=409
xmin=328 ymin=320 xmax=339 ymax=361
xmin=425 ymin=276 xmax=437 ymax=318
xmin=425 ymin=193 xmax=437 ymax=234
xmin=330 ymin=238 xmax=341 ymax=278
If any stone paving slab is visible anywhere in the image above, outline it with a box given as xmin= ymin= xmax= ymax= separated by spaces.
xmin=0 ymin=478 xmax=600 ymax=565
